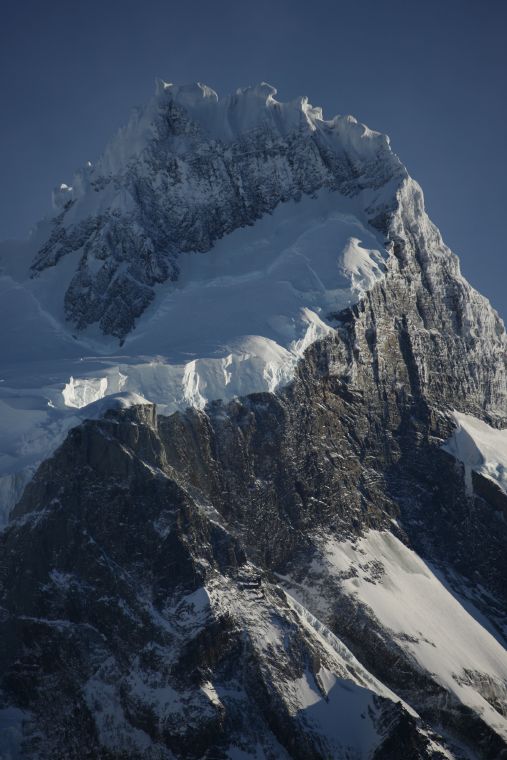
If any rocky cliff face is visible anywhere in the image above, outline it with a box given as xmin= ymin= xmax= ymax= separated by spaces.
xmin=0 ymin=405 xmax=445 ymax=760
xmin=1 ymin=82 xmax=507 ymax=759
xmin=2 ymin=337 xmax=507 ymax=758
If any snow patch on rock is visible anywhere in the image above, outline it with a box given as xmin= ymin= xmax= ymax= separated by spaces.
xmin=443 ymin=411 xmax=507 ymax=495
xmin=80 ymin=391 xmax=153 ymax=419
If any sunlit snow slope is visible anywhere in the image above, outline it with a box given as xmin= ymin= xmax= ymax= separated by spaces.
xmin=282 ymin=529 xmax=507 ymax=743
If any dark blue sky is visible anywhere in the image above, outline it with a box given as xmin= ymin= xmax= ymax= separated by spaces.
xmin=1 ymin=0 xmax=506 ymax=317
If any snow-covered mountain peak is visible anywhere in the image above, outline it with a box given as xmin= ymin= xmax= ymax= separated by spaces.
xmin=59 ymin=79 xmax=397 ymax=191
xmin=151 ymin=78 xmax=325 ymax=140
xmin=23 ymin=79 xmax=407 ymax=343
xmin=147 ymin=78 xmax=391 ymax=145
xmin=2 ymin=75 xmax=507 ymax=758
xmin=1 ymin=78 xmax=504 ymax=528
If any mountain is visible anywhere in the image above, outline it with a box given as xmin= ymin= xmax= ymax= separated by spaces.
xmin=0 ymin=81 xmax=506 ymax=759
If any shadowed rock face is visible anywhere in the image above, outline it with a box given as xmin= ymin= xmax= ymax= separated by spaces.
xmin=2 ymin=289 xmax=507 ymax=757
xmin=2 ymin=262 xmax=507 ymax=757
xmin=1 ymin=406 xmax=440 ymax=760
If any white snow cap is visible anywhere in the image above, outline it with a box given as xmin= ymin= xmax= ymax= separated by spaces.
xmin=151 ymin=79 xmax=389 ymax=141
xmin=80 ymin=391 xmax=153 ymax=420
xmin=50 ymin=79 xmax=399 ymax=207
xmin=52 ymin=183 xmax=73 ymax=210
xmin=80 ymin=78 xmax=395 ymax=181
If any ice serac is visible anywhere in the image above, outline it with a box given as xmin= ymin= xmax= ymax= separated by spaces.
xmin=1 ymin=80 xmax=507 ymax=758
